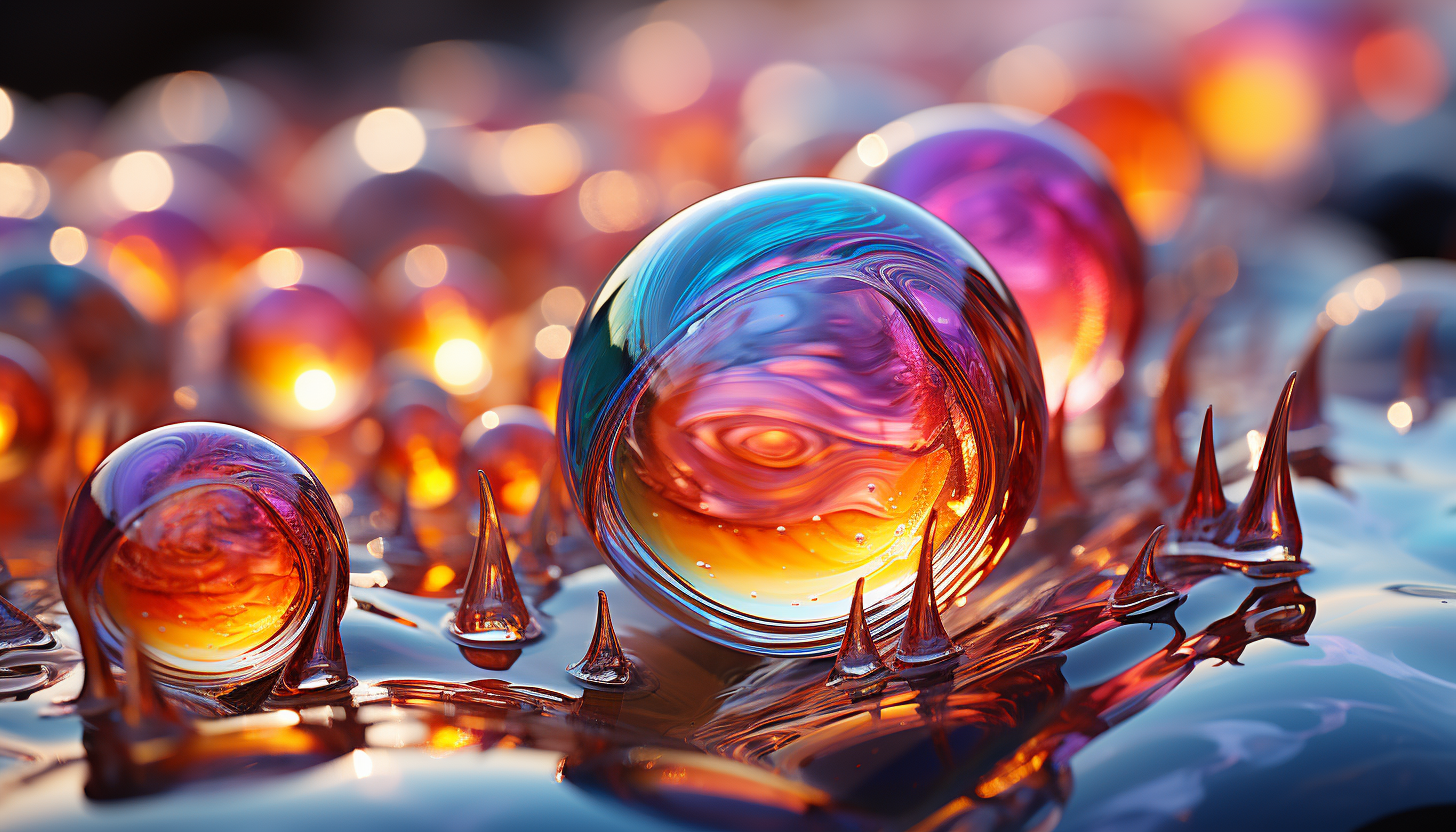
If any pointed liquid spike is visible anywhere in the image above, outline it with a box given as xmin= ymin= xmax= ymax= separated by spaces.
xmin=1399 ymin=308 xmax=1438 ymax=424
xmin=1234 ymin=373 xmax=1303 ymax=560
xmin=0 ymin=594 xmax=53 ymax=652
xmin=1177 ymin=407 xmax=1228 ymax=533
xmin=894 ymin=511 xmax=962 ymax=668
xmin=121 ymin=638 xmax=180 ymax=729
xmin=59 ymin=580 xmax=119 ymax=710
xmin=1153 ymin=302 xmax=1209 ymax=483
xmin=828 ymin=577 xmax=886 ymax=686
xmin=1038 ymin=402 xmax=1085 ymax=516
xmin=1109 ymin=526 xmax=1179 ymax=615
xmin=274 ymin=547 xmax=351 ymax=697
xmin=514 ymin=461 xmax=563 ymax=582
xmin=1288 ymin=323 xmax=1330 ymax=435
xmin=568 ymin=591 xmax=633 ymax=686
xmin=451 ymin=471 xmax=540 ymax=643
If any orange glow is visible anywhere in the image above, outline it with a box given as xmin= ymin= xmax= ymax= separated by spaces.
xmin=0 ymin=402 xmax=15 ymax=455
xmin=1186 ymin=49 xmax=1323 ymax=177
xmin=429 ymin=725 xmax=477 ymax=751
xmin=406 ymin=440 xmax=458 ymax=509
xmin=533 ymin=375 xmax=562 ymax=426
xmin=100 ymin=485 xmax=303 ymax=662
xmin=1354 ymin=27 xmax=1447 ymax=124
xmin=107 ymin=235 xmax=179 ymax=322
xmin=1055 ymin=90 xmax=1203 ymax=243
xmin=421 ymin=563 xmax=456 ymax=592
xmin=499 ymin=123 xmax=582 ymax=196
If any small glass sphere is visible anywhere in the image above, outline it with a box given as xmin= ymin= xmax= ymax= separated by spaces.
xmin=378 ymin=244 xmax=506 ymax=397
xmin=0 ymin=333 xmax=53 ymax=483
xmin=559 ymin=178 xmax=1045 ymax=655
xmin=461 ymin=405 xmax=555 ymax=517
xmin=227 ymin=249 xmax=374 ymax=431
xmin=834 ymin=104 xmax=1144 ymax=417
xmin=57 ymin=422 xmax=348 ymax=693
xmin=378 ymin=378 xmax=463 ymax=510
xmin=0 ymin=261 xmax=167 ymax=423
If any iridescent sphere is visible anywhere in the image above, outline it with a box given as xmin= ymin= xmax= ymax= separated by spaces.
xmin=227 ymin=249 xmax=374 ymax=431
xmin=57 ymin=422 xmax=349 ymax=695
xmin=559 ymin=178 xmax=1045 ymax=655
xmin=834 ymin=105 xmax=1143 ymax=417
xmin=461 ymin=405 xmax=555 ymax=518
xmin=0 ymin=333 xmax=52 ymax=483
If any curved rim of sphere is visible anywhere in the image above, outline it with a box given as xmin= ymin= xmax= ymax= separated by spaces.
xmin=559 ymin=178 xmax=1046 ymax=656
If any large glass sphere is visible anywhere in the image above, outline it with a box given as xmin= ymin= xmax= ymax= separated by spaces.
xmin=559 ymin=178 xmax=1045 ymax=655
xmin=833 ymin=104 xmax=1144 ymax=417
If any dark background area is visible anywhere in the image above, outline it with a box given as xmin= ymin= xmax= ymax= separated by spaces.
xmin=0 ymin=0 xmax=635 ymax=102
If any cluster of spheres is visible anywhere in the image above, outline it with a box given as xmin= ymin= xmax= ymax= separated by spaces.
xmin=0 ymin=0 xmax=1452 ymax=827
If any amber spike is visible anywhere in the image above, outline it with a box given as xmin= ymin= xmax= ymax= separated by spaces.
xmin=1399 ymin=308 xmax=1438 ymax=424
xmin=1152 ymin=302 xmax=1209 ymax=484
xmin=1288 ymin=323 xmax=1330 ymax=435
xmin=516 ymin=460 xmax=564 ymax=582
xmin=1038 ymin=402 xmax=1085 ymax=517
xmin=0 ymin=594 xmax=53 ymax=652
xmin=274 ymin=552 xmax=351 ymax=697
xmin=451 ymin=471 xmax=540 ymax=643
xmin=1233 ymin=373 xmax=1302 ymax=559
xmin=1177 ymin=407 xmax=1227 ymax=533
xmin=827 ymin=577 xmax=886 ymax=686
xmin=1109 ymin=526 xmax=1178 ymax=615
xmin=121 ymin=639 xmax=181 ymax=730
xmin=893 ymin=510 xmax=962 ymax=668
xmin=567 ymin=591 xmax=633 ymax=686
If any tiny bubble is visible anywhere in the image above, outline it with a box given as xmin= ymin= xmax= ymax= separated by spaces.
xmin=708 ymin=573 xmax=715 ymax=578
xmin=652 ymin=512 xmax=659 ymax=517
xmin=809 ymin=596 xmax=818 ymax=602
xmin=866 ymin=484 xmax=875 ymax=493
xmin=812 ymin=515 xmax=821 ymax=522
xmin=895 ymin=524 xmax=905 ymax=536
xmin=776 ymin=525 xmax=786 ymax=534
xmin=750 ymin=591 xmax=757 ymax=598
xmin=855 ymin=533 xmax=866 ymax=544
xmin=158 ymin=626 xmax=166 ymax=632
xmin=696 ymin=561 xmax=705 ymax=567
xmin=141 ymin=612 xmax=149 ymax=618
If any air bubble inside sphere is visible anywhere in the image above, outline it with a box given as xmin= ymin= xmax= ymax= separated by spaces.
xmin=57 ymin=422 xmax=349 ymax=693
xmin=559 ymin=178 xmax=1045 ymax=655
xmin=834 ymin=105 xmax=1144 ymax=417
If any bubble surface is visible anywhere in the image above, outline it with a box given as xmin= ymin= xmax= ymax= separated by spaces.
xmin=835 ymin=105 xmax=1143 ymax=417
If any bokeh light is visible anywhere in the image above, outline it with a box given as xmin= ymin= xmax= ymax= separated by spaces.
xmin=109 ymin=151 xmax=175 ymax=212
xmin=355 ymin=107 xmax=427 ymax=174
xmin=49 ymin=227 xmax=88 ymax=265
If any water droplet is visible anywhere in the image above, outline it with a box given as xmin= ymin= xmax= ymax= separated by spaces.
xmin=854 ymin=533 xmax=866 ymax=545
xmin=776 ymin=525 xmax=786 ymax=534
